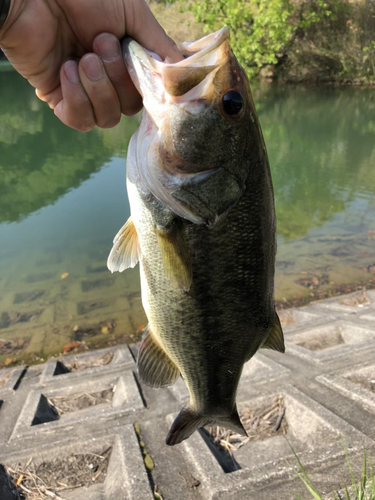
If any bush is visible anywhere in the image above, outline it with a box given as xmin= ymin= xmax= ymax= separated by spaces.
xmin=188 ymin=0 xmax=343 ymax=79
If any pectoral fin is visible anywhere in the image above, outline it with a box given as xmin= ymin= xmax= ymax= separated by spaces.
xmin=107 ymin=216 xmax=141 ymax=273
xmin=261 ymin=313 xmax=285 ymax=353
xmin=138 ymin=326 xmax=180 ymax=388
xmin=156 ymin=225 xmax=192 ymax=292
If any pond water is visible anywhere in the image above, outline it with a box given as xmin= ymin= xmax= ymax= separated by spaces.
xmin=0 ymin=66 xmax=374 ymax=365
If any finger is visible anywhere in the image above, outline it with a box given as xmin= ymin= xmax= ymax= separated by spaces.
xmin=128 ymin=0 xmax=183 ymax=63
xmin=36 ymin=86 xmax=63 ymax=110
xmin=93 ymin=33 xmax=142 ymax=116
xmin=79 ymin=53 xmax=122 ymax=128
xmin=54 ymin=60 xmax=96 ymax=132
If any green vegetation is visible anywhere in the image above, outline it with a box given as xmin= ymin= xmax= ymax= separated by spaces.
xmin=291 ymin=439 xmax=375 ymax=499
xmin=168 ymin=0 xmax=375 ymax=83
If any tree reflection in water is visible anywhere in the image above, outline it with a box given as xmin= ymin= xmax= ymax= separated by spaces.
xmin=256 ymin=84 xmax=375 ymax=241
xmin=0 ymin=70 xmax=139 ymax=224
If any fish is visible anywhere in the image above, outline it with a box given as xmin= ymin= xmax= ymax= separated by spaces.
xmin=108 ymin=27 xmax=284 ymax=446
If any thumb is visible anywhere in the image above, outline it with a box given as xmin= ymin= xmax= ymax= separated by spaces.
xmin=126 ymin=0 xmax=183 ymax=62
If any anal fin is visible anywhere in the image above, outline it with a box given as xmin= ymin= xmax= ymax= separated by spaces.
xmin=261 ymin=312 xmax=285 ymax=353
xmin=107 ymin=216 xmax=141 ymax=273
xmin=156 ymin=224 xmax=192 ymax=292
xmin=138 ymin=327 xmax=180 ymax=388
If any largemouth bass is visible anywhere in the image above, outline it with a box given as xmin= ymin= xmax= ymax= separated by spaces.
xmin=108 ymin=28 xmax=284 ymax=446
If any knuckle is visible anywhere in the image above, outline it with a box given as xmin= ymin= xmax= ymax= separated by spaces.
xmin=120 ymin=95 xmax=143 ymax=116
xmin=121 ymin=102 xmax=143 ymax=116
xmin=68 ymin=102 xmax=95 ymax=132
xmin=73 ymin=119 xmax=95 ymax=132
xmin=97 ymin=112 xmax=121 ymax=129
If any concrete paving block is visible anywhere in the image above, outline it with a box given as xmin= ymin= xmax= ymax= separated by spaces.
xmin=317 ymin=360 xmax=375 ymax=413
xmin=40 ymin=345 xmax=134 ymax=385
xmin=239 ymin=352 xmax=290 ymax=387
xmin=0 ymin=367 xmax=26 ymax=392
xmin=278 ymin=306 xmax=335 ymax=332
xmin=0 ymin=392 xmax=22 ymax=446
xmin=165 ymin=385 xmax=374 ymax=499
xmin=2 ymin=424 xmax=154 ymax=500
xmin=11 ymin=371 xmax=145 ymax=441
xmin=359 ymin=311 xmax=375 ymax=322
xmin=168 ymin=376 xmax=189 ymax=403
xmin=285 ymin=320 xmax=375 ymax=364
xmin=1 ymin=289 xmax=375 ymax=499
xmin=169 ymin=353 xmax=290 ymax=404
xmin=312 ymin=289 xmax=375 ymax=315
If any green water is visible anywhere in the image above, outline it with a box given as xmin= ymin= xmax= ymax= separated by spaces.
xmin=0 ymin=69 xmax=374 ymax=364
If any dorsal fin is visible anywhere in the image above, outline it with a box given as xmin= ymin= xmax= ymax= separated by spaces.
xmin=107 ymin=216 xmax=141 ymax=273
xmin=262 ymin=312 xmax=285 ymax=353
xmin=156 ymin=225 xmax=192 ymax=292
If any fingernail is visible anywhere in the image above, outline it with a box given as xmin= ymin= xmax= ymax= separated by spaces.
xmin=97 ymin=34 xmax=120 ymax=62
xmin=64 ymin=61 xmax=80 ymax=84
xmin=82 ymin=54 xmax=104 ymax=81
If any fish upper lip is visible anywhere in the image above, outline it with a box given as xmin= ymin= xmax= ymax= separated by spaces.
xmin=122 ymin=27 xmax=232 ymax=104
xmin=122 ymin=27 xmax=230 ymax=74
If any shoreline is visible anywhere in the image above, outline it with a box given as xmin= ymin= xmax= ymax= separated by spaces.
xmin=1 ymin=63 xmax=374 ymax=87
xmin=1 ymin=281 xmax=374 ymax=369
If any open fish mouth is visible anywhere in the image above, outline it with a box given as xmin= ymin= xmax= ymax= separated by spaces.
xmin=122 ymin=28 xmax=231 ymax=116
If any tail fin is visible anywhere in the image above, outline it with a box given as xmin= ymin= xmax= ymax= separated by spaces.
xmin=166 ymin=405 xmax=246 ymax=446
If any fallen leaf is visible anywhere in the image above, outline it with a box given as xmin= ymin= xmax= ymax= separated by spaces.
xmin=144 ymin=453 xmax=154 ymax=471
xmin=61 ymin=272 xmax=69 ymax=279
xmin=63 ymin=341 xmax=81 ymax=353
xmin=134 ymin=422 xmax=141 ymax=436
xmin=154 ymin=488 xmax=163 ymax=500
xmin=5 ymin=358 xmax=14 ymax=366
xmin=101 ymin=326 xmax=109 ymax=334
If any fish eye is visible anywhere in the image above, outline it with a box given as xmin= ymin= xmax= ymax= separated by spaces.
xmin=222 ymin=90 xmax=243 ymax=116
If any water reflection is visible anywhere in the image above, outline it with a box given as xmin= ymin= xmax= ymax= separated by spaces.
xmin=256 ymin=85 xmax=375 ymax=241
xmin=0 ymin=70 xmax=138 ymax=223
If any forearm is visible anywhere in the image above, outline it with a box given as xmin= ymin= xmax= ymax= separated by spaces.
xmin=0 ymin=0 xmax=10 ymax=30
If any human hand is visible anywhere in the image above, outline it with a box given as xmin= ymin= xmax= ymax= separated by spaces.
xmin=0 ymin=0 xmax=182 ymax=131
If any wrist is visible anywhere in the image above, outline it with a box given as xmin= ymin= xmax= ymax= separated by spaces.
xmin=0 ymin=0 xmax=11 ymax=31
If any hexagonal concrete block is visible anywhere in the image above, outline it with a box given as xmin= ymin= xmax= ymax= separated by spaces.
xmin=285 ymin=320 xmax=375 ymax=364
xmin=11 ymin=371 xmax=144 ymax=441
xmin=0 ymin=367 xmax=26 ymax=393
xmin=312 ymin=290 xmax=375 ymax=316
xmin=278 ymin=307 xmax=334 ymax=332
xmin=2 ymin=424 xmax=153 ymax=500
xmin=317 ymin=360 xmax=375 ymax=413
xmin=40 ymin=345 xmax=134 ymax=385
xmin=165 ymin=385 xmax=373 ymax=499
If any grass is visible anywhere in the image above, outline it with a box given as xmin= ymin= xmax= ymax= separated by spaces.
xmin=291 ymin=438 xmax=375 ymax=500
